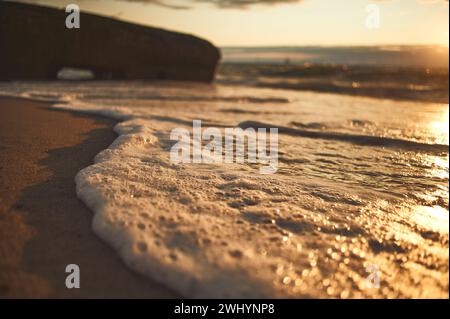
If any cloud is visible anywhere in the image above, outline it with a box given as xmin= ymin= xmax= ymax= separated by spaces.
xmin=119 ymin=0 xmax=191 ymax=9
xmin=119 ymin=0 xmax=303 ymax=9
xmin=120 ymin=0 xmax=448 ymax=9
xmin=12 ymin=0 xmax=447 ymax=10
xmin=195 ymin=0 xmax=302 ymax=8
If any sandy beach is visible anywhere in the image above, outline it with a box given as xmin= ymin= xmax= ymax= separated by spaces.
xmin=0 ymin=97 xmax=177 ymax=298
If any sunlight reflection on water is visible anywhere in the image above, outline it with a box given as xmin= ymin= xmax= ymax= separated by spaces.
xmin=412 ymin=206 xmax=449 ymax=235
xmin=429 ymin=106 xmax=449 ymax=144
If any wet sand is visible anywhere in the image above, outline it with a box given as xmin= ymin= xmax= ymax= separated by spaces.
xmin=0 ymin=97 xmax=177 ymax=298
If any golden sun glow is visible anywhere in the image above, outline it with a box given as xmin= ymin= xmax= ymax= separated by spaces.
xmin=429 ymin=107 xmax=449 ymax=145
xmin=412 ymin=206 xmax=449 ymax=235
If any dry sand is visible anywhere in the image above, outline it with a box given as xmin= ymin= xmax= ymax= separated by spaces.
xmin=0 ymin=97 xmax=177 ymax=298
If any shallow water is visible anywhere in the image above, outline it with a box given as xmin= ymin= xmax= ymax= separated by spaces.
xmin=1 ymin=81 xmax=448 ymax=298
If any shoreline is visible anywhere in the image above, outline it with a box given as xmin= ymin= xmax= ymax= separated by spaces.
xmin=0 ymin=97 xmax=177 ymax=298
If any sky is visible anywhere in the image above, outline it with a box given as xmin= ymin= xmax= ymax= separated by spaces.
xmin=15 ymin=0 xmax=450 ymax=47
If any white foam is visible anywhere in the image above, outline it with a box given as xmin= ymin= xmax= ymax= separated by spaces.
xmin=0 ymin=81 xmax=448 ymax=298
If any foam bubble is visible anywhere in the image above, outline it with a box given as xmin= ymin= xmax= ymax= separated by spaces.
xmin=0 ymin=81 xmax=448 ymax=298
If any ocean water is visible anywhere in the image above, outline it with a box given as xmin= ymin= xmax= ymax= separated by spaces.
xmin=0 ymin=81 xmax=448 ymax=298
xmin=218 ymin=46 xmax=449 ymax=104
xmin=221 ymin=45 xmax=449 ymax=68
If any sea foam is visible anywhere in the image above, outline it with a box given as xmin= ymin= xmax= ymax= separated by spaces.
xmin=0 ymin=81 xmax=448 ymax=298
